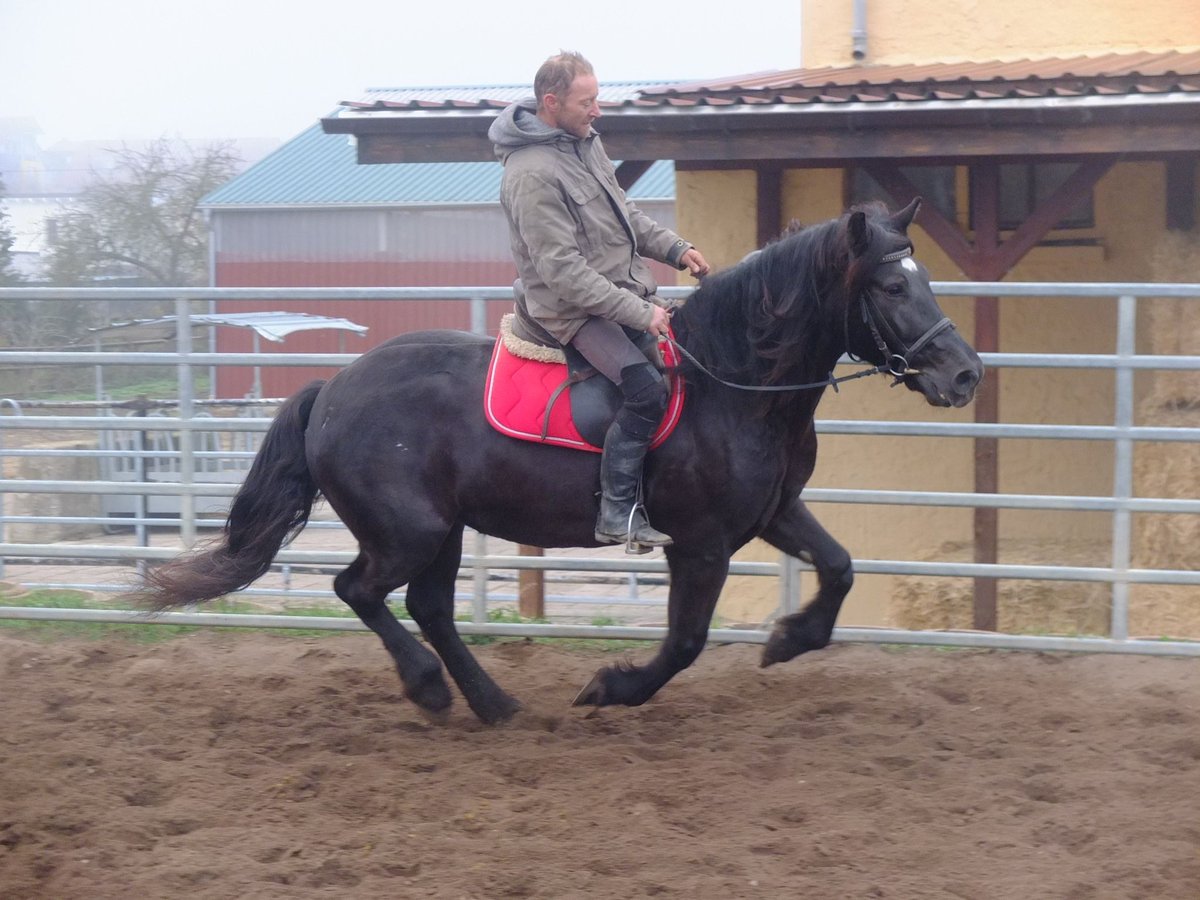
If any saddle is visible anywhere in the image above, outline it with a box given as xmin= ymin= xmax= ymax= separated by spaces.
xmin=484 ymin=313 xmax=684 ymax=452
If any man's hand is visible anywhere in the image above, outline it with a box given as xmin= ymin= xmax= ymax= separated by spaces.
xmin=648 ymin=304 xmax=672 ymax=338
xmin=680 ymin=247 xmax=711 ymax=277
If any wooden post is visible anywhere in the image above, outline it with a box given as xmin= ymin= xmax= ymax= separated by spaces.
xmin=864 ymin=157 xmax=1116 ymax=632
xmin=970 ymin=164 xmax=1001 ymax=632
xmin=517 ymin=545 xmax=544 ymax=619
xmin=757 ymin=165 xmax=784 ymax=247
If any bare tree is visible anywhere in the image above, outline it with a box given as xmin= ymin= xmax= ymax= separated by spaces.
xmin=0 ymin=175 xmax=21 ymax=286
xmin=45 ymin=139 xmax=241 ymax=289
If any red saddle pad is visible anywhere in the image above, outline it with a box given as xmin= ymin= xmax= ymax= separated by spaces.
xmin=484 ymin=334 xmax=684 ymax=452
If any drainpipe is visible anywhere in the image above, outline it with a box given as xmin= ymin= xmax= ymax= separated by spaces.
xmin=852 ymin=0 xmax=868 ymax=61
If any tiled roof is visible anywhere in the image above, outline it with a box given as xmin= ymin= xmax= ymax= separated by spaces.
xmin=336 ymin=51 xmax=1200 ymax=114
xmin=636 ymin=51 xmax=1200 ymax=106
xmin=201 ymin=106 xmax=675 ymax=207
xmin=341 ymin=81 xmax=681 ymax=112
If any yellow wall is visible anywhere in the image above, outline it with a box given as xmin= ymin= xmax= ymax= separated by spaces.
xmin=679 ymin=3 xmax=1200 ymax=628
xmin=802 ymin=0 xmax=1200 ymax=68
xmin=685 ymin=161 xmax=1196 ymax=627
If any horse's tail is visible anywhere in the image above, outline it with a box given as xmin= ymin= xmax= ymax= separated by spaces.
xmin=127 ymin=380 xmax=326 ymax=611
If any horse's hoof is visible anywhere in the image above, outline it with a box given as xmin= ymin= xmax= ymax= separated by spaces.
xmin=572 ymin=670 xmax=607 ymax=707
xmin=472 ymin=694 xmax=522 ymax=726
xmin=760 ymin=632 xmax=795 ymax=668
xmin=404 ymin=670 xmax=454 ymax=715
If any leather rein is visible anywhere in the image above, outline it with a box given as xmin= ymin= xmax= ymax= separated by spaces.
xmin=667 ymin=247 xmax=955 ymax=395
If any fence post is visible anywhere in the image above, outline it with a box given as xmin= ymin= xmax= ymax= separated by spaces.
xmin=518 ymin=546 xmax=545 ymax=619
xmin=175 ymin=298 xmax=197 ymax=548
xmin=0 ymin=399 xmax=22 ymax=580
xmin=1110 ymin=294 xmax=1136 ymax=641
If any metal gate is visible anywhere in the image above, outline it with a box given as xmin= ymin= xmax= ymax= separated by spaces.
xmin=1 ymin=284 xmax=1199 ymax=657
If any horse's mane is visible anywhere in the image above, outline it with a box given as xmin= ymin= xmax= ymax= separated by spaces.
xmin=674 ymin=202 xmax=905 ymax=394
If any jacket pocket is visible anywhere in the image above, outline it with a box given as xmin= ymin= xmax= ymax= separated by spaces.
xmin=565 ymin=178 xmax=603 ymax=254
xmin=566 ymin=178 xmax=602 ymax=206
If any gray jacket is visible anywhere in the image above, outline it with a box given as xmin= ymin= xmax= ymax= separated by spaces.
xmin=488 ymin=99 xmax=691 ymax=344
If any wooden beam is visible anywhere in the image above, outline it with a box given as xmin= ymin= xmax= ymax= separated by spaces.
xmin=517 ymin=545 xmax=545 ymax=619
xmin=971 ymin=163 xmax=1001 ymax=633
xmin=756 ymin=166 xmax=783 ymax=247
xmin=349 ymin=120 xmax=1200 ymax=166
xmin=615 ymin=160 xmax=654 ymax=192
xmin=860 ymin=163 xmax=978 ymax=276
xmin=1166 ymin=156 xmax=1198 ymax=232
xmin=989 ymin=157 xmax=1116 ymax=279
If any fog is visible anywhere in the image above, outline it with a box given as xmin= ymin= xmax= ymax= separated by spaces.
xmin=1 ymin=0 xmax=804 ymax=145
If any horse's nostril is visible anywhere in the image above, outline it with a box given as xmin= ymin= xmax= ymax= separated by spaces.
xmin=954 ymin=368 xmax=981 ymax=393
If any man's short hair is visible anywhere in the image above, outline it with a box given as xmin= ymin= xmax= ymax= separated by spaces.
xmin=534 ymin=51 xmax=594 ymax=109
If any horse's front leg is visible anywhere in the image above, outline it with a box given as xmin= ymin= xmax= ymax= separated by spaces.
xmin=573 ymin=546 xmax=729 ymax=708
xmin=758 ymin=497 xmax=853 ymax=667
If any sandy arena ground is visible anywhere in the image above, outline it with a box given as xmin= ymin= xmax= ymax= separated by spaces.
xmin=1 ymin=629 xmax=1198 ymax=899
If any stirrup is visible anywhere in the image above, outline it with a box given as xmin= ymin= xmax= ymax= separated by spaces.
xmin=624 ymin=503 xmax=672 ymax=554
xmin=594 ymin=505 xmax=669 ymax=554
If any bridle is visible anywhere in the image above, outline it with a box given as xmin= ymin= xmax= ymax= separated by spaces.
xmin=850 ymin=246 xmax=955 ymax=383
xmin=666 ymin=246 xmax=956 ymax=394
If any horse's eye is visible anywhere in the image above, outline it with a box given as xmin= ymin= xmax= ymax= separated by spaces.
xmin=884 ymin=283 xmax=906 ymax=298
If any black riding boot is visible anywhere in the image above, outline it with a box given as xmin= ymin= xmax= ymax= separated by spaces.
xmin=594 ymin=421 xmax=673 ymax=551
xmin=594 ymin=362 xmax=672 ymax=553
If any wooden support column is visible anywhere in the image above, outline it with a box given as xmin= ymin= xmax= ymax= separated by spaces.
xmin=757 ymin=165 xmax=784 ymax=247
xmin=517 ymin=545 xmax=545 ymax=619
xmin=970 ymin=163 xmax=1001 ymax=632
xmin=615 ymin=160 xmax=654 ymax=192
xmin=1166 ymin=155 xmax=1198 ymax=232
xmin=864 ymin=157 xmax=1116 ymax=632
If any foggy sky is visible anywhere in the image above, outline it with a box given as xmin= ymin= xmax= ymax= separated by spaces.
xmin=1 ymin=0 xmax=804 ymax=145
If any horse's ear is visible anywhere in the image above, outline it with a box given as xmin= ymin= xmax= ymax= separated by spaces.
xmin=889 ymin=196 xmax=923 ymax=233
xmin=847 ymin=210 xmax=870 ymax=257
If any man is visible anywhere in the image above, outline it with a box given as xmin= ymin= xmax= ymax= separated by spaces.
xmin=489 ymin=51 xmax=710 ymax=552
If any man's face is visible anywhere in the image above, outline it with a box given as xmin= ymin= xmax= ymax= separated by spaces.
xmin=549 ymin=74 xmax=600 ymax=139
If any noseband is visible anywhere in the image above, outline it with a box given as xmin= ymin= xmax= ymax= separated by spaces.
xmin=853 ymin=246 xmax=955 ymax=381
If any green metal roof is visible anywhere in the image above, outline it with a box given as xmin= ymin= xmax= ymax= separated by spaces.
xmin=201 ymin=104 xmax=676 ymax=208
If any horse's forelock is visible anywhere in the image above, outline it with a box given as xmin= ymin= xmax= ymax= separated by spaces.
xmin=840 ymin=203 xmax=909 ymax=295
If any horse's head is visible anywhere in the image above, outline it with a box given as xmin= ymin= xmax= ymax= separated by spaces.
xmin=844 ymin=199 xmax=983 ymax=408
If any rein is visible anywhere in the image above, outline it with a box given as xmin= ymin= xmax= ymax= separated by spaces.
xmin=665 ymin=338 xmax=893 ymax=394
xmin=668 ymin=247 xmax=954 ymax=395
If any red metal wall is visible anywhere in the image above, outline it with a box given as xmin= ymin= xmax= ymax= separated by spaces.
xmin=212 ymin=259 xmax=518 ymax=398
xmin=212 ymin=256 xmax=680 ymax=399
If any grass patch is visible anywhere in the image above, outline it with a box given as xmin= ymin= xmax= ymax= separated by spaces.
xmin=0 ymin=592 xmax=649 ymax=652
xmin=35 ymin=373 xmax=213 ymax=404
xmin=0 ymin=590 xmax=362 ymax=642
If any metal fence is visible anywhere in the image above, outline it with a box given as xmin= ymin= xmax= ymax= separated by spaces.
xmin=1 ymin=283 xmax=1199 ymax=657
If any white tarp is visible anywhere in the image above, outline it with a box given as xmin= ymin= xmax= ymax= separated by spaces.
xmin=78 ymin=311 xmax=369 ymax=344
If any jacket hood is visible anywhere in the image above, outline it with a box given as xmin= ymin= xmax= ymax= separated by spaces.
xmin=489 ymin=98 xmax=571 ymax=162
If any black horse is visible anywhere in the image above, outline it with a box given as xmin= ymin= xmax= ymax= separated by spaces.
xmin=131 ymin=199 xmax=982 ymax=724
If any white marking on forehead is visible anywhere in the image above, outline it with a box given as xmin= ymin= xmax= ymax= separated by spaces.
xmin=900 ymin=257 xmax=919 ymax=273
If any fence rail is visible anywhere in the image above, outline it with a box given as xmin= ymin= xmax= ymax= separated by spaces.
xmin=2 ymin=282 xmax=1199 ymax=655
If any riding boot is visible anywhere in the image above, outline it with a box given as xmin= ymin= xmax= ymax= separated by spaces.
xmin=594 ymin=420 xmax=673 ymax=551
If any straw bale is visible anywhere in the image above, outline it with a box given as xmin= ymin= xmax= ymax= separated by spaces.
xmin=889 ymin=538 xmax=1112 ymax=635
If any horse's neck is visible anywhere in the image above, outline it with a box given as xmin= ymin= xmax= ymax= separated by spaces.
xmin=674 ymin=298 xmax=845 ymax=397
xmin=673 ymin=313 xmax=843 ymax=432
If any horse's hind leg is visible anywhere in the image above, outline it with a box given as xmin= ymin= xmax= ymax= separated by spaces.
xmin=574 ymin=547 xmax=729 ymax=708
xmin=403 ymin=524 xmax=521 ymax=725
xmin=334 ymin=554 xmax=453 ymax=717
xmin=757 ymin=497 xmax=853 ymax=667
